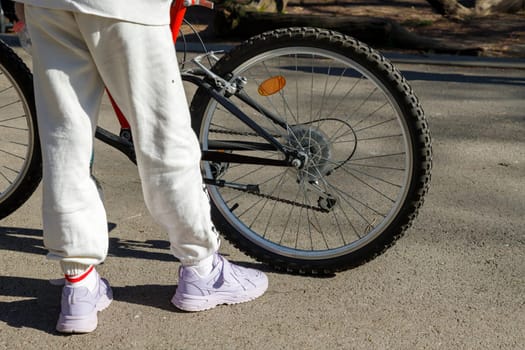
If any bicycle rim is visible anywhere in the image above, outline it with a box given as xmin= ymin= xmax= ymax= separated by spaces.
xmin=199 ymin=46 xmax=416 ymax=261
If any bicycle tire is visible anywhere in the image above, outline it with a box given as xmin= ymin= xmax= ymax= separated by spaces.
xmin=0 ymin=40 xmax=41 ymax=220
xmin=190 ymin=27 xmax=432 ymax=274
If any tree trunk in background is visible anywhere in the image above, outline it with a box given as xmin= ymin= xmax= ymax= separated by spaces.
xmin=425 ymin=0 xmax=525 ymax=16
xmin=214 ymin=0 xmax=289 ymax=34
xmin=476 ymin=0 xmax=525 ymax=14
xmin=251 ymin=0 xmax=289 ymax=12
xmin=424 ymin=0 xmax=473 ymax=16
xmin=215 ymin=0 xmax=289 ymax=13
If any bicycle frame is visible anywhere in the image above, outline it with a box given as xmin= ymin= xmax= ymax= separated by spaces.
xmin=94 ymin=0 xmax=296 ymax=183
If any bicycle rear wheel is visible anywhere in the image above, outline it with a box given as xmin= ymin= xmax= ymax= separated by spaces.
xmin=0 ymin=40 xmax=41 ymax=219
xmin=190 ymin=28 xmax=432 ymax=273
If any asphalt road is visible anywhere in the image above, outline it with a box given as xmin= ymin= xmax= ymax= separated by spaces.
xmin=1 ymin=48 xmax=524 ymax=349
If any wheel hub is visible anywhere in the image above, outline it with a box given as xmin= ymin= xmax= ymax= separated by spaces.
xmin=287 ymin=125 xmax=332 ymax=181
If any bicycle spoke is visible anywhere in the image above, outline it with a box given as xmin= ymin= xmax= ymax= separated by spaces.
xmin=247 ymin=169 xmax=290 ymax=229
xmin=347 ymin=167 xmax=403 ymax=189
xmin=0 ymin=124 xmax=29 ymax=131
xmin=262 ymin=171 xmax=290 ymax=238
xmin=357 ymin=133 xmax=403 ymax=142
xmin=347 ymin=170 xmax=396 ymax=203
xmin=0 ymin=114 xmax=28 ymax=123
xmin=306 ymin=194 xmax=330 ymax=250
xmin=328 ymin=181 xmax=386 ymax=219
xmin=278 ymin=183 xmax=303 ymax=245
xmin=346 ymin=162 xmax=405 ymax=171
xmin=0 ymin=100 xmax=20 ymax=110
xmin=353 ymin=111 xmax=395 ymax=133
xmin=0 ymin=148 xmax=25 ymax=160
xmin=351 ymin=152 xmax=405 ymax=162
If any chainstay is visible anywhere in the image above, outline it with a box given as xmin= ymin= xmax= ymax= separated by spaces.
xmin=210 ymin=128 xmax=282 ymax=138
xmin=209 ymin=129 xmax=328 ymax=212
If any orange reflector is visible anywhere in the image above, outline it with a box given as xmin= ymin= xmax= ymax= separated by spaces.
xmin=258 ymin=76 xmax=286 ymax=96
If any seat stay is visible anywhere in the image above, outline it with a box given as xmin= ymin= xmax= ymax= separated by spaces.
xmin=182 ymin=74 xmax=294 ymax=164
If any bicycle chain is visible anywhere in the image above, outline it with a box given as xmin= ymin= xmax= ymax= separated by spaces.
xmin=209 ymin=128 xmax=328 ymax=213
xmin=231 ymin=186 xmax=329 ymax=213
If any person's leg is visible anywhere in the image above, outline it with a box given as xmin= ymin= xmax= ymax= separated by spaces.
xmin=75 ymin=15 xmax=268 ymax=311
xmin=27 ymin=6 xmax=108 ymax=268
xmin=76 ymin=16 xmax=219 ymax=265
xmin=25 ymin=6 xmax=112 ymax=333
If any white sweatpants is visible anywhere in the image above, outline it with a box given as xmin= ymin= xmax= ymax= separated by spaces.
xmin=26 ymin=6 xmax=219 ymax=266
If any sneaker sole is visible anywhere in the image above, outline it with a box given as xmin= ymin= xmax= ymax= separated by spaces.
xmin=171 ymin=281 xmax=268 ymax=312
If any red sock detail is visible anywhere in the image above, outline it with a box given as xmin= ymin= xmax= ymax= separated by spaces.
xmin=65 ymin=265 xmax=94 ymax=283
